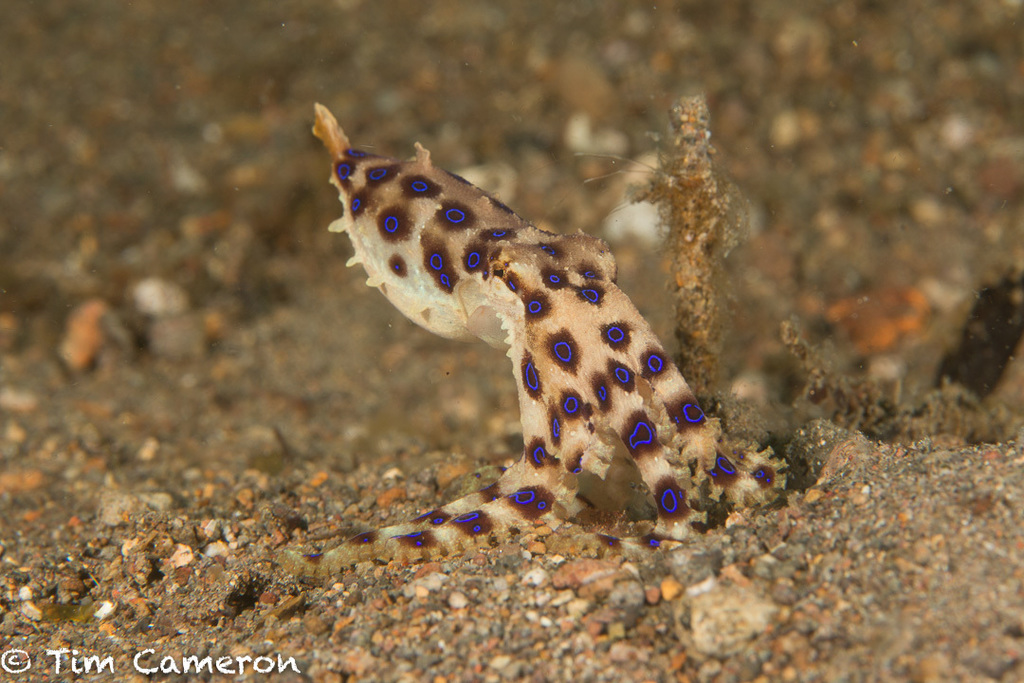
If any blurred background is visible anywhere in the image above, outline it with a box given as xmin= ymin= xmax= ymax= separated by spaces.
xmin=3 ymin=0 xmax=1023 ymax=422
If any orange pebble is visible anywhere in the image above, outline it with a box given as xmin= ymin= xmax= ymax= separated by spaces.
xmin=60 ymin=299 xmax=110 ymax=370
xmin=825 ymin=286 xmax=930 ymax=355
xmin=376 ymin=486 xmax=407 ymax=509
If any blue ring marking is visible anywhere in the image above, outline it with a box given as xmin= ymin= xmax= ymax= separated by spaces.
xmin=454 ymin=511 xmax=480 ymax=523
xmin=614 ymin=367 xmax=631 ymax=385
xmin=473 ymin=525 xmax=482 ymax=533
xmin=547 ymin=274 xmax=561 ymax=285
xmin=368 ymin=167 xmax=388 ymax=180
xmin=446 ymin=208 xmax=466 ymax=223
xmin=583 ymin=270 xmax=597 ymax=279
xmin=351 ymin=197 xmax=361 ymax=212
xmin=440 ymin=273 xmax=451 ymax=289
xmin=532 ymin=446 xmax=546 ymax=465
xmin=660 ymin=489 xmax=679 ymax=513
xmin=754 ymin=470 xmax=764 ymax=479
xmin=563 ymin=396 xmax=579 ymax=414
xmin=597 ymin=386 xmax=607 ymax=402
xmin=347 ymin=148 xmax=367 ymax=158
xmin=716 ymin=456 xmax=736 ymax=475
xmin=429 ymin=253 xmax=443 ymax=270
xmin=580 ymin=289 xmax=600 ymax=303
xmin=336 ymin=162 xmax=352 ymax=179
xmin=491 ymin=230 xmax=507 ymax=238
xmin=606 ymin=326 xmax=625 ymax=343
xmin=384 ymin=215 xmax=399 ymax=233
xmin=683 ymin=403 xmax=705 ymax=422
xmin=466 ymin=251 xmax=480 ymax=268
xmin=510 ymin=490 xmax=536 ymax=505
xmin=528 ymin=300 xmax=543 ymax=314
xmin=431 ymin=517 xmax=445 ymax=525
xmin=553 ymin=341 xmax=572 ymax=362
xmin=525 ymin=362 xmax=540 ymax=392
xmin=540 ymin=245 xmax=556 ymax=255
xmin=647 ymin=354 xmax=664 ymax=373
xmin=538 ymin=501 xmax=547 ymax=510
xmin=628 ymin=421 xmax=655 ymax=449
xmin=411 ymin=180 xmax=429 ymax=192
xmin=649 ymin=538 xmax=661 ymax=548
xmin=552 ymin=417 xmax=560 ymax=439
xmin=572 ymin=467 xmax=582 ymax=474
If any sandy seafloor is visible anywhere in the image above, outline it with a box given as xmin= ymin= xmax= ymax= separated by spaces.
xmin=2 ymin=1 xmax=1024 ymax=681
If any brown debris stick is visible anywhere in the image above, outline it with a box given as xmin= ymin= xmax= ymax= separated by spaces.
xmin=639 ymin=95 xmax=748 ymax=394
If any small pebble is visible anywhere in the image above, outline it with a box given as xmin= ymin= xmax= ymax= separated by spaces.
xmin=770 ymin=109 xmax=802 ymax=148
xmin=98 ymin=491 xmax=141 ymax=527
xmin=167 ymin=543 xmax=194 ymax=569
xmin=752 ymin=553 xmax=782 ymax=580
xmin=132 ymin=277 xmax=189 ymax=317
xmin=376 ymin=485 xmax=407 ymax=509
xmin=551 ymin=558 xmax=619 ymax=590
xmin=137 ymin=492 xmax=174 ymax=512
xmin=203 ymin=540 xmax=230 ymax=558
xmin=526 ymin=540 xmax=547 ymax=555
xmin=488 ymin=655 xmax=513 ymax=671
xmin=136 ymin=437 xmax=159 ymax=462
xmin=564 ymin=113 xmax=629 ymax=155
xmin=0 ymin=388 xmax=38 ymax=413
xmin=566 ymin=598 xmax=592 ymax=619
xmin=447 ymin=591 xmax=469 ymax=609
xmin=803 ymin=488 xmax=825 ymax=503
xmin=521 ymin=567 xmax=550 ymax=587
xmin=771 ymin=578 xmax=799 ymax=606
xmin=60 ymin=299 xmax=109 ymax=371
xmin=302 ymin=614 xmax=330 ymax=636
xmin=660 ymin=576 xmax=684 ymax=601
xmin=609 ymin=641 xmax=640 ymax=662
xmin=607 ymin=580 xmax=646 ymax=628
xmin=691 ymin=585 xmax=779 ymax=657
xmin=403 ymin=571 xmax=448 ymax=599
xmin=93 ymin=601 xmax=116 ymax=620
xmin=21 ymin=602 xmax=42 ymax=621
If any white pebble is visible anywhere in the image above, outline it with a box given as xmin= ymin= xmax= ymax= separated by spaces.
xmin=93 ymin=601 xmax=116 ymax=620
xmin=447 ymin=591 xmax=469 ymax=609
xmin=132 ymin=278 xmax=189 ymax=317
xmin=521 ymin=567 xmax=549 ymax=587
xmin=564 ymin=112 xmax=629 ymax=155
xmin=203 ymin=540 xmax=231 ymax=558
